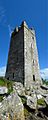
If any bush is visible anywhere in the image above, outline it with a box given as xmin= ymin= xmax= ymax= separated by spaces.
xmin=37 ymin=98 xmax=46 ymax=106
xmin=42 ymin=79 xmax=48 ymax=85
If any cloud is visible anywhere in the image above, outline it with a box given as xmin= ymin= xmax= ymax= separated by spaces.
xmin=8 ymin=24 xmax=12 ymax=37
xmin=0 ymin=5 xmax=13 ymax=37
xmin=0 ymin=6 xmax=7 ymax=25
xmin=0 ymin=66 xmax=6 ymax=77
xmin=40 ymin=68 xmax=48 ymax=80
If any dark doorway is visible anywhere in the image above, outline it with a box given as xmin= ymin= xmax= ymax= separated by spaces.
xmin=33 ymin=75 xmax=35 ymax=81
xmin=13 ymin=73 xmax=14 ymax=78
xmin=7 ymin=77 xmax=9 ymax=80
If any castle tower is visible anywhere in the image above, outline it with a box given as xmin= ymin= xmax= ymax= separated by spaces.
xmin=5 ymin=21 xmax=41 ymax=88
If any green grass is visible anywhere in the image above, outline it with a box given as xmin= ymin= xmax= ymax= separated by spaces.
xmin=0 ymin=77 xmax=13 ymax=94
xmin=0 ymin=96 xmax=3 ymax=102
xmin=37 ymin=98 xmax=46 ymax=106
xmin=24 ymin=108 xmax=29 ymax=115
xmin=0 ymin=77 xmax=13 ymax=101
xmin=0 ymin=78 xmax=6 ymax=86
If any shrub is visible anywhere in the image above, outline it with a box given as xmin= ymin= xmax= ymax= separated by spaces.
xmin=37 ymin=98 xmax=46 ymax=106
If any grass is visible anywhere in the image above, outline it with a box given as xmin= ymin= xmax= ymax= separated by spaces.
xmin=20 ymin=96 xmax=27 ymax=104
xmin=37 ymin=98 xmax=46 ymax=106
xmin=0 ymin=96 xmax=3 ymax=102
xmin=0 ymin=77 xmax=13 ymax=101
xmin=0 ymin=78 xmax=6 ymax=86
xmin=24 ymin=108 xmax=29 ymax=116
xmin=0 ymin=77 xmax=13 ymax=86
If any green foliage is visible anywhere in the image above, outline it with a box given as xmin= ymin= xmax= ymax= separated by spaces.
xmin=8 ymin=85 xmax=13 ymax=94
xmin=0 ymin=77 xmax=13 ymax=95
xmin=0 ymin=77 xmax=6 ymax=86
xmin=20 ymin=96 xmax=27 ymax=104
xmin=37 ymin=98 xmax=46 ymax=106
xmin=0 ymin=78 xmax=13 ymax=101
xmin=24 ymin=108 xmax=29 ymax=115
xmin=42 ymin=78 xmax=48 ymax=85
xmin=0 ymin=96 xmax=3 ymax=102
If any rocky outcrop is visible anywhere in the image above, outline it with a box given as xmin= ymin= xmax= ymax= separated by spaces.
xmin=0 ymin=91 xmax=24 ymax=120
xmin=0 ymin=86 xmax=8 ymax=94
xmin=13 ymin=82 xmax=25 ymax=96
xmin=0 ymin=82 xmax=48 ymax=120
xmin=26 ymin=94 xmax=37 ymax=109
xmin=44 ymin=96 xmax=48 ymax=105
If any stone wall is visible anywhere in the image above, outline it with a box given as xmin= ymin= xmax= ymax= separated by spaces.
xmin=24 ymin=22 xmax=41 ymax=88
xmin=5 ymin=21 xmax=41 ymax=88
xmin=5 ymin=25 xmax=24 ymax=84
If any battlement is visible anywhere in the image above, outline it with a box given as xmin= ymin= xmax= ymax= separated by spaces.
xmin=11 ymin=21 xmax=35 ymax=37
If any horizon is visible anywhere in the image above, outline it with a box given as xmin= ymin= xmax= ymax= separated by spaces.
xmin=0 ymin=66 xmax=48 ymax=80
xmin=0 ymin=0 xmax=48 ymax=79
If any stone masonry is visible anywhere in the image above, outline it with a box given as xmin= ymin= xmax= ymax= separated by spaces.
xmin=5 ymin=21 xmax=42 ymax=88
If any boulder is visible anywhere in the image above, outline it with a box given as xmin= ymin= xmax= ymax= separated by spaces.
xmin=37 ymin=94 xmax=43 ymax=99
xmin=26 ymin=93 xmax=37 ymax=109
xmin=13 ymin=82 xmax=25 ymax=96
xmin=0 ymin=86 xmax=8 ymax=94
xmin=0 ymin=91 xmax=25 ymax=120
xmin=44 ymin=96 xmax=48 ymax=105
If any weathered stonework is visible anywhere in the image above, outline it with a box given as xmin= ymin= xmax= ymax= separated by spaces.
xmin=5 ymin=21 xmax=42 ymax=88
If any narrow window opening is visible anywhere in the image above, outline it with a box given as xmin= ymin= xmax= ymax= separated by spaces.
xmin=33 ymin=60 xmax=34 ymax=66
xmin=16 ymin=50 xmax=18 ymax=61
xmin=33 ymin=75 xmax=35 ymax=81
xmin=32 ymin=36 xmax=34 ymax=40
xmin=17 ymin=53 xmax=18 ymax=61
xmin=13 ymin=73 xmax=14 ymax=78
xmin=7 ymin=77 xmax=9 ymax=80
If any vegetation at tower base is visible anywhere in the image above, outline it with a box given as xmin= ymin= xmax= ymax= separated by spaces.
xmin=37 ymin=98 xmax=46 ymax=106
xmin=42 ymin=78 xmax=48 ymax=85
xmin=0 ymin=78 xmax=48 ymax=120
xmin=0 ymin=77 xmax=13 ymax=102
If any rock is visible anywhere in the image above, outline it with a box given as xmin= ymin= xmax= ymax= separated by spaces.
xmin=0 ymin=91 xmax=25 ymax=120
xmin=37 ymin=94 xmax=43 ymax=99
xmin=0 ymin=86 xmax=8 ymax=94
xmin=41 ymin=85 xmax=48 ymax=90
xmin=26 ymin=93 xmax=37 ymax=109
xmin=37 ymin=111 xmax=45 ymax=118
xmin=13 ymin=82 xmax=25 ymax=96
xmin=44 ymin=96 xmax=48 ymax=105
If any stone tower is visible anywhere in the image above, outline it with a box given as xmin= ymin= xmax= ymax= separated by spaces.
xmin=5 ymin=21 xmax=41 ymax=88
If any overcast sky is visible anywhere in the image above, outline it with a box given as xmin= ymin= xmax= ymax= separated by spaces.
xmin=0 ymin=0 xmax=48 ymax=78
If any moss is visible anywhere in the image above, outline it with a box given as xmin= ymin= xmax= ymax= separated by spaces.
xmin=24 ymin=108 xmax=29 ymax=118
xmin=24 ymin=108 xmax=29 ymax=114
xmin=8 ymin=86 xmax=13 ymax=94
xmin=20 ymin=96 xmax=27 ymax=104
xmin=37 ymin=98 xmax=46 ymax=106
xmin=21 ymin=98 xmax=26 ymax=104
xmin=0 ymin=96 xmax=3 ymax=102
